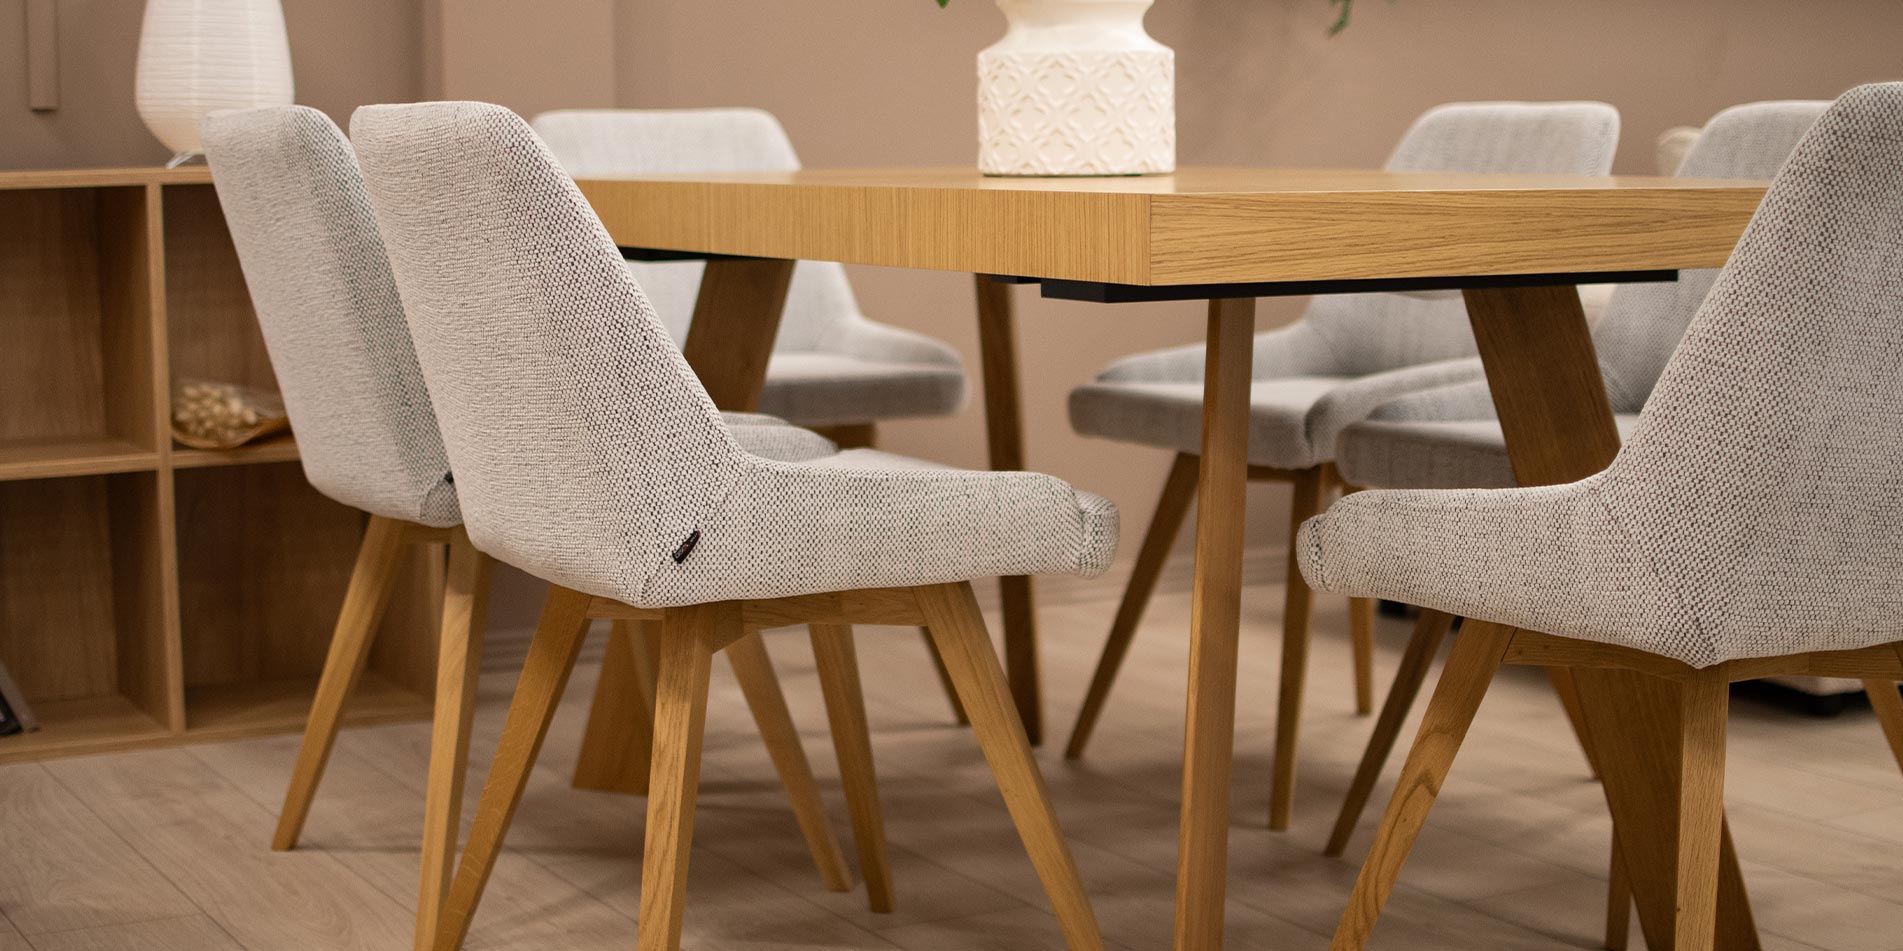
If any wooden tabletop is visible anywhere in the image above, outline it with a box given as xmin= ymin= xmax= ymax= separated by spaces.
xmin=579 ymin=167 xmax=1768 ymax=286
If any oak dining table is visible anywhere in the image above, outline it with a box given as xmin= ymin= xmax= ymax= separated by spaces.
xmin=569 ymin=166 xmax=1768 ymax=951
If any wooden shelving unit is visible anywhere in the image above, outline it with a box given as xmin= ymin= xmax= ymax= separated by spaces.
xmin=0 ymin=167 xmax=441 ymax=764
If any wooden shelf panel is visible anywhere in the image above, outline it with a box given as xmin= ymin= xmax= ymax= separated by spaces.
xmin=184 ymin=672 xmax=430 ymax=738
xmin=0 ymin=436 xmax=158 ymax=481
xmin=0 ymin=166 xmax=211 ymax=191
xmin=0 ymin=695 xmax=169 ymax=764
xmin=170 ymin=433 xmax=299 ymax=469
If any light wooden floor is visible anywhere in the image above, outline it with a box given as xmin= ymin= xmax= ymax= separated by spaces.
xmin=5 ymin=549 xmax=1902 ymax=951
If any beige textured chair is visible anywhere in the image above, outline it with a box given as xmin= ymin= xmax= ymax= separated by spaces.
xmin=1302 ymin=83 xmax=1903 ymax=951
xmin=205 ymin=105 xmax=874 ymax=951
xmin=1320 ymin=100 xmax=1897 ymax=865
xmin=353 ymin=100 xmax=1116 ymax=951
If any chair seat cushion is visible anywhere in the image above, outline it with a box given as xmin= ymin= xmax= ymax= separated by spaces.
xmin=1068 ymin=377 xmax=1349 ymax=470
xmin=757 ymin=352 xmax=966 ymax=427
xmin=1336 ymin=415 xmax=1643 ymax=490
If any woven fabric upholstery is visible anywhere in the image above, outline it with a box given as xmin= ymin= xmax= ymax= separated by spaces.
xmin=353 ymin=102 xmax=1116 ymax=607
xmin=1299 ymin=84 xmax=1903 ymax=667
xmin=203 ymin=107 xmax=842 ymax=533
xmin=1069 ymin=101 xmax=1620 ymax=469
xmin=203 ymin=106 xmax=461 ymax=527
xmin=1335 ymin=101 xmax=1829 ymax=491
xmin=531 ymin=108 xmax=965 ymax=426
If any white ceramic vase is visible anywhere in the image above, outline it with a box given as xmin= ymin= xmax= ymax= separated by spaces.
xmin=977 ymin=0 xmax=1175 ymax=176
xmin=135 ymin=0 xmax=294 ymax=166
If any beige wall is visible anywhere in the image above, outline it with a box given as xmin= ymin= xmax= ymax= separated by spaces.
xmin=422 ymin=0 xmax=616 ymax=113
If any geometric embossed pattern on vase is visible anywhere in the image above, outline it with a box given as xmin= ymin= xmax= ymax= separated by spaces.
xmin=979 ymin=48 xmax=1175 ymax=175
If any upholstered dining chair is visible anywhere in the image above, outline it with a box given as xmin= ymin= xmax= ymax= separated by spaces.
xmin=352 ymin=100 xmax=1115 ymax=951
xmin=532 ymin=106 xmax=973 ymax=724
xmin=1321 ymin=100 xmax=1838 ymax=863
xmin=1301 ymin=82 xmax=1903 ymax=951
xmin=1064 ymin=100 xmax=1622 ymax=830
xmin=205 ymin=105 xmax=879 ymax=951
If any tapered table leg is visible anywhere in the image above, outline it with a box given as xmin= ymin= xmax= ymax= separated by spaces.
xmin=1171 ymin=297 xmax=1255 ymax=951
xmin=974 ymin=273 xmax=1044 ymax=744
xmin=1465 ymin=284 xmax=1756 ymax=951
xmin=573 ymin=258 xmax=795 ymax=790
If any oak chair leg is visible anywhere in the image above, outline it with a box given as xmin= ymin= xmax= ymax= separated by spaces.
xmin=414 ymin=535 xmax=493 ymax=951
xmin=432 ymin=586 xmax=593 ymax=951
xmin=1862 ymin=680 xmax=1903 ymax=778
xmin=724 ymin=630 xmax=852 ymax=894
xmin=572 ymin=620 xmax=660 ymax=794
xmin=1330 ymin=620 xmax=1514 ymax=951
xmin=637 ymin=602 xmax=729 ymax=951
xmin=1605 ymin=829 xmax=1631 ymax=951
xmin=1324 ymin=609 xmax=1456 ymax=857
xmin=1270 ymin=464 xmax=1328 ymax=831
xmin=1573 ymin=666 xmax=1755 ymax=951
xmin=1066 ymin=451 xmax=1200 ymax=759
xmin=1349 ymin=598 xmax=1376 ymax=716
xmin=810 ymin=623 xmax=896 ymax=912
xmin=273 ymin=514 xmax=409 ymax=851
xmin=1667 ymin=675 xmax=1729 ymax=951
xmin=918 ymin=582 xmax=1104 ymax=951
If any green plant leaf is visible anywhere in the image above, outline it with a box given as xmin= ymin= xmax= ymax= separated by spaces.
xmin=1329 ymin=0 xmax=1354 ymax=35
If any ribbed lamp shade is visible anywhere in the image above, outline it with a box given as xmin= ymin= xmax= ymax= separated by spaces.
xmin=136 ymin=0 xmax=294 ymax=162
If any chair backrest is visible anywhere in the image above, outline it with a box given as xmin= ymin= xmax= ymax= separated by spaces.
xmin=530 ymin=108 xmax=859 ymax=352
xmin=353 ymin=101 xmax=745 ymax=598
xmin=1384 ymin=101 xmax=1621 ymax=175
xmin=202 ymin=105 xmax=458 ymax=527
xmin=1605 ymin=82 xmax=1903 ymax=660
xmin=1589 ymin=101 xmax=1827 ymax=411
xmin=1370 ymin=100 xmax=1828 ymax=424
xmin=1302 ymin=101 xmax=1623 ymax=375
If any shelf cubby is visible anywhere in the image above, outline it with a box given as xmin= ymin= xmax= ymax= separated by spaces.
xmin=173 ymin=461 xmax=438 ymax=736
xmin=0 ymin=472 xmax=177 ymax=760
xmin=0 ymin=182 xmax=162 ymax=479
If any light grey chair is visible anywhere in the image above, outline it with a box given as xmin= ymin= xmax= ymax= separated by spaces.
xmin=530 ymin=108 xmax=966 ymax=439
xmin=1063 ymin=101 xmax=1622 ymax=831
xmin=534 ymin=107 xmax=974 ymax=723
xmin=1301 ymin=82 xmax=1903 ymax=951
xmin=1321 ymin=100 xmax=1852 ymax=861
xmin=352 ymin=100 xmax=1115 ymax=951
xmin=204 ymin=105 xmax=869 ymax=951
